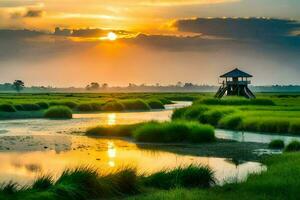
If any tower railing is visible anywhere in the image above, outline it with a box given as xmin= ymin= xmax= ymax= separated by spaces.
xmin=226 ymin=80 xmax=251 ymax=85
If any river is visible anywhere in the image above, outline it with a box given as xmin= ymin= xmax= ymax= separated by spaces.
xmin=0 ymin=101 xmax=273 ymax=186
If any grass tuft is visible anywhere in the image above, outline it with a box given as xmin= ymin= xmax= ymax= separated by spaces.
xmin=285 ymin=141 xmax=300 ymax=152
xmin=146 ymin=99 xmax=164 ymax=109
xmin=44 ymin=106 xmax=72 ymax=119
xmin=268 ymin=139 xmax=285 ymax=149
xmin=86 ymin=123 xmax=142 ymax=137
xmin=143 ymin=165 xmax=215 ymax=189
xmin=101 ymin=100 xmax=125 ymax=111
xmin=32 ymin=175 xmax=54 ymax=190
xmin=133 ymin=121 xmax=215 ymax=143
xmin=0 ymin=104 xmax=16 ymax=112
xmin=0 ymin=182 xmax=19 ymax=194
xmin=36 ymin=102 xmax=49 ymax=109
xmin=121 ymin=99 xmax=151 ymax=111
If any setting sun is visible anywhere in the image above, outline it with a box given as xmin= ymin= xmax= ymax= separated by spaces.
xmin=107 ymin=32 xmax=117 ymax=41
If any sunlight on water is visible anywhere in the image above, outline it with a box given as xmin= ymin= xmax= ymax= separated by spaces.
xmin=0 ymin=102 xmax=268 ymax=187
xmin=0 ymin=138 xmax=265 ymax=186
xmin=107 ymin=141 xmax=116 ymax=167
xmin=107 ymin=113 xmax=116 ymax=125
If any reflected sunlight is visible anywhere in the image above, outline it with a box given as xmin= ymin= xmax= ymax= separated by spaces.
xmin=107 ymin=113 xmax=116 ymax=125
xmin=107 ymin=141 xmax=116 ymax=167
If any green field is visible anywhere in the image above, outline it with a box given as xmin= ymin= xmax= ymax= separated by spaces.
xmin=0 ymin=93 xmax=202 ymax=119
xmin=172 ymin=94 xmax=300 ymax=135
xmin=1 ymin=92 xmax=300 ymax=135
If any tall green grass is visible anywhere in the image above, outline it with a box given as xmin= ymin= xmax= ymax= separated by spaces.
xmin=171 ymin=107 xmax=189 ymax=120
xmin=86 ymin=123 xmax=142 ymax=137
xmin=44 ymin=106 xmax=72 ymax=119
xmin=36 ymin=102 xmax=49 ymax=109
xmin=133 ymin=121 xmax=215 ymax=143
xmin=127 ymin=153 xmax=300 ymax=200
xmin=268 ymin=139 xmax=285 ymax=149
xmin=101 ymin=100 xmax=125 ymax=111
xmin=146 ymin=99 xmax=165 ymax=109
xmin=143 ymin=165 xmax=215 ymax=189
xmin=0 ymin=165 xmax=215 ymax=200
xmin=177 ymin=101 xmax=300 ymax=135
xmin=0 ymin=104 xmax=16 ymax=112
xmin=15 ymin=104 xmax=41 ymax=111
xmin=49 ymin=101 xmax=78 ymax=109
xmin=285 ymin=141 xmax=300 ymax=152
xmin=197 ymin=97 xmax=275 ymax=106
xmin=121 ymin=99 xmax=151 ymax=111
xmin=86 ymin=121 xmax=215 ymax=143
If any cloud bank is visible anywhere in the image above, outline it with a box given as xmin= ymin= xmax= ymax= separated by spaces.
xmin=174 ymin=18 xmax=300 ymax=38
xmin=0 ymin=17 xmax=300 ymax=86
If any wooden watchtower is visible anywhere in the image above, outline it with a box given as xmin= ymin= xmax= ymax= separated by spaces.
xmin=215 ymin=68 xmax=255 ymax=99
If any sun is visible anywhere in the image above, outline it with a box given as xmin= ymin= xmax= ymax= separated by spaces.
xmin=107 ymin=32 xmax=117 ymax=41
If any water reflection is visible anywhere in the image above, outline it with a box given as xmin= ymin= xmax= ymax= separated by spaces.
xmin=107 ymin=142 xmax=116 ymax=167
xmin=0 ymin=138 xmax=264 ymax=186
xmin=107 ymin=114 xmax=116 ymax=126
xmin=216 ymin=129 xmax=300 ymax=144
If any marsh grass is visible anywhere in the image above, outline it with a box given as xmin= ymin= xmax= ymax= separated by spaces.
xmin=218 ymin=114 xmax=243 ymax=130
xmin=32 ymin=175 xmax=53 ymax=191
xmin=16 ymin=104 xmax=41 ymax=111
xmin=171 ymin=107 xmax=188 ymax=120
xmin=127 ymin=153 xmax=300 ymax=200
xmin=36 ymin=102 xmax=49 ymax=109
xmin=121 ymin=99 xmax=151 ymax=111
xmin=179 ymin=100 xmax=300 ymax=134
xmin=289 ymin=120 xmax=300 ymax=134
xmin=133 ymin=121 xmax=215 ymax=143
xmin=44 ymin=106 xmax=72 ymax=119
xmin=101 ymin=100 xmax=125 ymax=111
xmin=143 ymin=165 xmax=215 ymax=189
xmin=268 ymin=140 xmax=285 ymax=149
xmin=158 ymin=98 xmax=173 ymax=105
xmin=183 ymin=105 xmax=209 ymax=120
xmin=0 ymin=165 xmax=215 ymax=200
xmin=146 ymin=99 xmax=164 ymax=109
xmin=86 ymin=123 xmax=142 ymax=137
xmin=49 ymin=101 xmax=78 ymax=109
xmin=198 ymin=97 xmax=275 ymax=106
xmin=0 ymin=104 xmax=16 ymax=112
xmin=0 ymin=182 xmax=19 ymax=194
xmin=87 ymin=121 xmax=215 ymax=143
xmin=77 ymin=103 xmax=94 ymax=112
xmin=285 ymin=141 xmax=300 ymax=152
xmin=199 ymin=108 xmax=235 ymax=126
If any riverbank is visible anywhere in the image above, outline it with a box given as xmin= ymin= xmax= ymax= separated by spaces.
xmin=127 ymin=152 xmax=300 ymax=200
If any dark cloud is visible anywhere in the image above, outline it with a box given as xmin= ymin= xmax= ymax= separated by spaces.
xmin=10 ymin=9 xmax=44 ymax=19
xmin=174 ymin=18 xmax=300 ymax=39
xmin=126 ymin=34 xmax=228 ymax=51
xmin=0 ymin=29 xmax=45 ymax=38
xmin=24 ymin=9 xmax=44 ymax=18
xmin=0 ymin=29 xmax=92 ymax=61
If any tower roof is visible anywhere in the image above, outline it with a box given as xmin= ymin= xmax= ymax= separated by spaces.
xmin=220 ymin=68 xmax=253 ymax=78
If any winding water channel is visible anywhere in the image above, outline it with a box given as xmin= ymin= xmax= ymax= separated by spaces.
xmin=0 ymin=101 xmax=294 ymax=186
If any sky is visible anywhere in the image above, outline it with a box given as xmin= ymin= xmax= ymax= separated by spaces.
xmin=0 ymin=0 xmax=300 ymax=87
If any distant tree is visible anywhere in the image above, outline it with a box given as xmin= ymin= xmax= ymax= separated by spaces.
xmin=86 ymin=82 xmax=100 ymax=90
xmin=102 ymin=83 xmax=108 ymax=89
xmin=13 ymin=80 xmax=25 ymax=93
xmin=184 ymin=83 xmax=194 ymax=88
xmin=176 ymin=81 xmax=183 ymax=87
